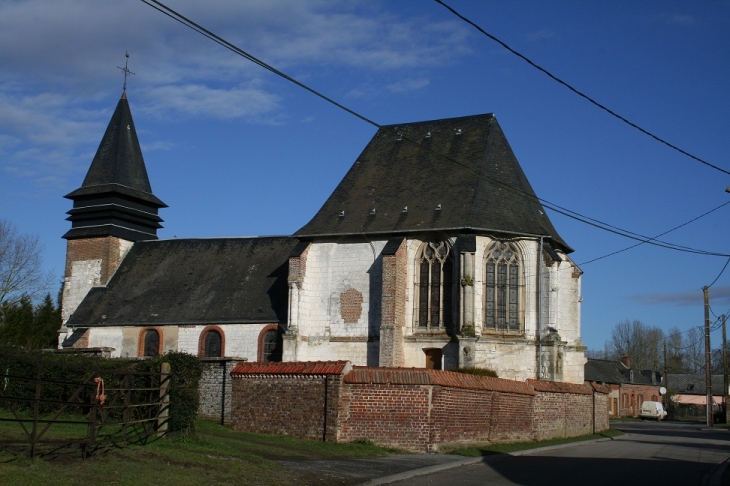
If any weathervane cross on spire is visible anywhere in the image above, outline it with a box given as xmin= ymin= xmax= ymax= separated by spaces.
xmin=117 ymin=51 xmax=135 ymax=93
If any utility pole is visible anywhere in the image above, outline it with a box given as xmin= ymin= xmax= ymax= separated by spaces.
xmin=662 ymin=339 xmax=669 ymax=410
xmin=704 ymin=286 xmax=713 ymax=427
xmin=723 ymin=314 xmax=728 ymax=424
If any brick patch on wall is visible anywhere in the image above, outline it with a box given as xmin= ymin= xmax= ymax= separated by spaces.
xmin=339 ymin=288 xmax=363 ymax=324
xmin=65 ymin=236 xmax=127 ymax=284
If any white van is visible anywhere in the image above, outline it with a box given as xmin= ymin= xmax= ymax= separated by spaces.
xmin=640 ymin=401 xmax=667 ymax=421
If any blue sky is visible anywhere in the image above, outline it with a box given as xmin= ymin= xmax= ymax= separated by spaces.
xmin=1 ymin=0 xmax=729 ymax=352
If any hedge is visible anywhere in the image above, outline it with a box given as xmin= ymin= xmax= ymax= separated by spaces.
xmin=0 ymin=346 xmax=202 ymax=434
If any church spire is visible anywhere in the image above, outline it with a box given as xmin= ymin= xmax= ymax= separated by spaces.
xmin=117 ymin=51 xmax=134 ymax=94
xmin=63 ymin=92 xmax=166 ymax=241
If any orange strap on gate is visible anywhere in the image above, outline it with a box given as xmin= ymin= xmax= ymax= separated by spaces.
xmin=94 ymin=377 xmax=106 ymax=405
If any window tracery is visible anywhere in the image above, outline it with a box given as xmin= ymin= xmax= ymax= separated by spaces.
xmin=415 ymin=240 xmax=453 ymax=331
xmin=484 ymin=241 xmax=522 ymax=332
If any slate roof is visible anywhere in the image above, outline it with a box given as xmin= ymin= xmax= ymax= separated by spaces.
xmin=667 ymin=374 xmax=726 ymax=395
xmin=66 ymin=236 xmax=298 ymax=327
xmin=64 ymin=93 xmax=166 ymax=241
xmin=585 ymin=358 xmax=661 ymax=385
xmin=67 ymin=93 xmax=162 ymax=205
xmin=584 ymin=359 xmax=627 ymax=384
xmin=296 ymin=114 xmax=571 ymax=252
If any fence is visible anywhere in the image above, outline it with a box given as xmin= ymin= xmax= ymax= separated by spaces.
xmin=0 ymin=351 xmax=171 ymax=459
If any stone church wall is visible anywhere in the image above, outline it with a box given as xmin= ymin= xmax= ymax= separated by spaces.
xmin=178 ymin=324 xmax=269 ymax=361
xmin=291 ymin=240 xmax=386 ymax=365
xmin=61 ymin=237 xmax=133 ymax=325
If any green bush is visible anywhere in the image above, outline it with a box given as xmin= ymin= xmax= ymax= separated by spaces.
xmin=450 ymin=366 xmax=499 ymax=378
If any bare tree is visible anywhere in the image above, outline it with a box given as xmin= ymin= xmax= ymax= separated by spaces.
xmin=665 ymin=326 xmax=687 ymax=373
xmin=683 ymin=327 xmax=705 ymax=373
xmin=608 ymin=319 xmax=664 ymax=370
xmin=0 ymin=219 xmax=52 ymax=321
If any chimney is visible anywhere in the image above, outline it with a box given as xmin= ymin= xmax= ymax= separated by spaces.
xmin=620 ymin=354 xmax=631 ymax=369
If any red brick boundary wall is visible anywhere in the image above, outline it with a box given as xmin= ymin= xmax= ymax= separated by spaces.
xmin=230 ymin=361 xmax=349 ymax=441
xmin=230 ymin=361 xmax=609 ymax=452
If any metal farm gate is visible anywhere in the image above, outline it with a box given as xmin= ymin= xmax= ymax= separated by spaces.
xmin=0 ymin=352 xmax=171 ymax=459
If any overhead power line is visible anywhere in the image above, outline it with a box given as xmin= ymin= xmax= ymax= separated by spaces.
xmin=580 ymin=201 xmax=730 ymax=265
xmin=708 ymin=257 xmax=730 ymax=289
xmin=434 ymin=0 xmax=730 ymax=177
xmin=141 ymin=0 xmax=730 ymax=260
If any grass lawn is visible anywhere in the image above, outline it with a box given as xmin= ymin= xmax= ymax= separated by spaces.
xmin=0 ymin=419 xmax=627 ymax=485
xmin=445 ymin=428 xmax=624 ymax=457
xmin=0 ymin=420 xmax=396 ymax=486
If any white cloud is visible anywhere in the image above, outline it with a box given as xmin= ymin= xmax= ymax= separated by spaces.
xmin=0 ymin=0 xmax=472 ymax=188
xmin=140 ymin=83 xmax=281 ymax=121
xmin=387 ymin=78 xmax=430 ymax=94
xmin=143 ymin=140 xmax=175 ymax=152
xmin=631 ymin=286 xmax=730 ymax=307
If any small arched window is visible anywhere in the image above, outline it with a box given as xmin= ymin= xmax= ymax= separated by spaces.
xmin=484 ymin=241 xmax=522 ymax=332
xmin=204 ymin=330 xmax=222 ymax=357
xmin=143 ymin=329 xmax=160 ymax=357
xmin=416 ymin=240 xmax=453 ymax=331
xmin=262 ymin=329 xmax=283 ymax=362
xmin=198 ymin=326 xmax=225 ymax=358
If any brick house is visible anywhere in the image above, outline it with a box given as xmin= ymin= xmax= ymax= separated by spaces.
xmin=59 ymin=92 xmax=586 ymax=383
xmin=585 ymin=356 xmax=663 ymax=417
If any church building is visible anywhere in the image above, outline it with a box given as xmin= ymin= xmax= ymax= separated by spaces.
xmin=60 ymin=93 xmax=586 ymax=383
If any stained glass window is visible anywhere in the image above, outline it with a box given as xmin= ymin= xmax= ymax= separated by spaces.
xmin=416 ymin=241 xmax=452 ymax=330
xmin=485 ymin=242 xmax=521 ymax=332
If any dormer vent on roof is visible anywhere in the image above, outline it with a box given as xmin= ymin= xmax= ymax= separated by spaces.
xmin=295 ymin=113 xmax=572 ymax=253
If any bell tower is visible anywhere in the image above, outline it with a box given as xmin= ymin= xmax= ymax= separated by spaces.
xmin=60 ymin=90 xmax=166 ymax=343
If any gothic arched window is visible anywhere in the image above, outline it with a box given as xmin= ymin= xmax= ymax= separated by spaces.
xmin=484 ymin=241 xmax=522 ymax=332
xmin=416 ymin=240 xmax=453 ymax=330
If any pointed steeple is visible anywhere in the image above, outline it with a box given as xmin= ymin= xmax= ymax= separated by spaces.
xmin=63 ymin=94 xmax=166 ymax=241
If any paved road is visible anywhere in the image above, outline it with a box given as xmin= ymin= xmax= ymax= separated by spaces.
xmin=382 ymin=421 xmax=730 ymax=486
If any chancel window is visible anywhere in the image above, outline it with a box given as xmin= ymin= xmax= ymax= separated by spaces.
xmin=143 ymin=329 xmax=160 ymax=357
xmin=484 ymin=241 xmax=522 ymax=332
xmin=416 ymin=241 xmax=453 ymax=330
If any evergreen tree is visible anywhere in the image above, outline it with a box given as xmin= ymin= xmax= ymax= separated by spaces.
xmin=0 ymin=291 xmax=60 ymax=349
xmin=32 ymin=293 xmax=60 ymax=348
xmin=0 ymin=294 xmax=34 ymax=345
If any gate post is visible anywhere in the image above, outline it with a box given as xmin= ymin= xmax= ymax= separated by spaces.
xmin=158 ymin=362 xmax=171 ymax=436
xmin=86 ymin=399 xmax=98 ymax=459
